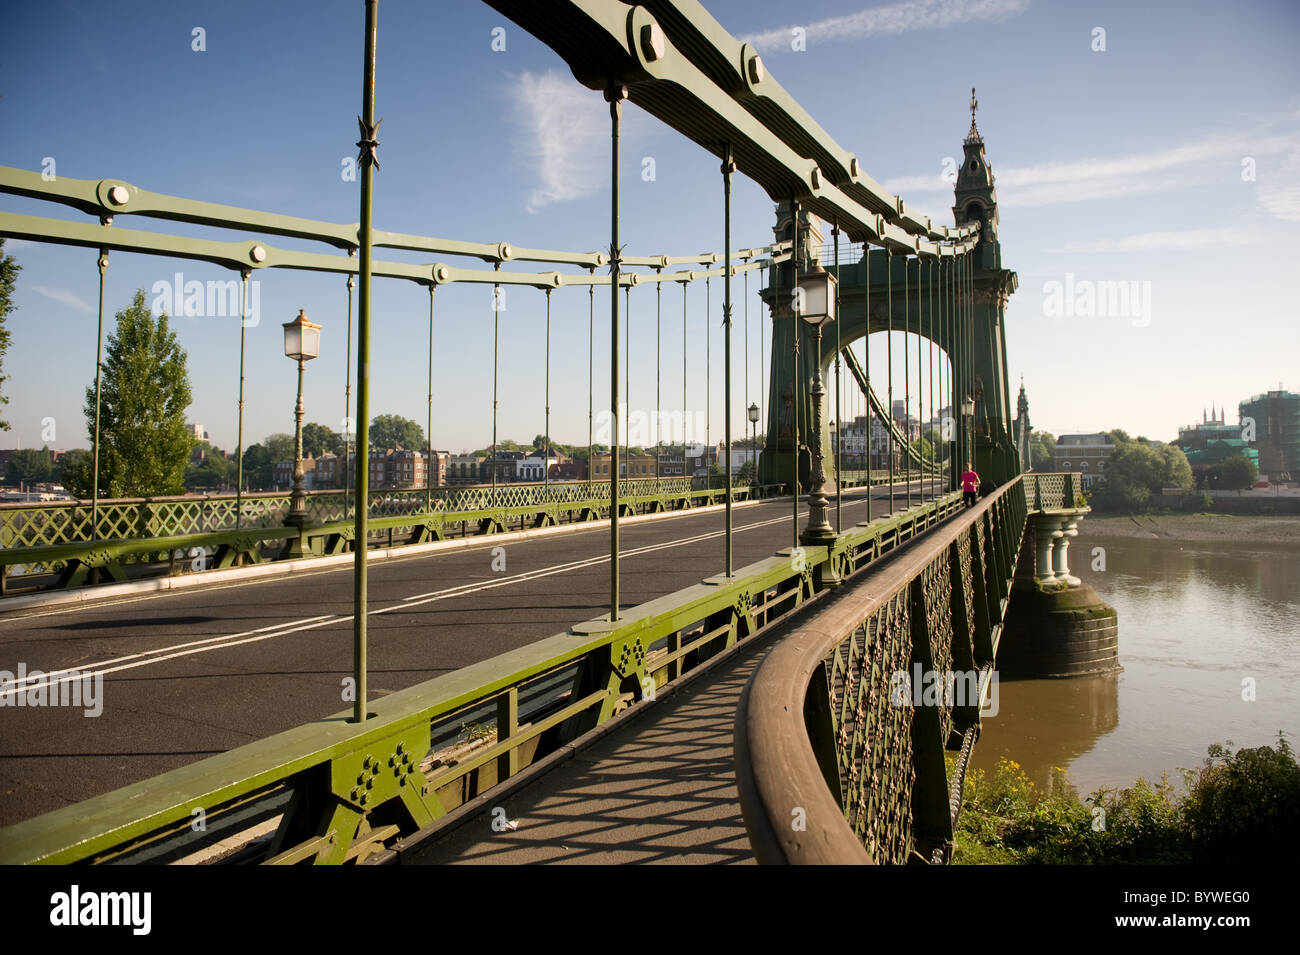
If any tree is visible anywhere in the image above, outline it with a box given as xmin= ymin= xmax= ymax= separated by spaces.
xmin=240 ymin=443 xmax=272 ymax=490
xmin=185 ymin=442 xmax=233 ymax=490
xmin=4 ymin=447 xmax=53 ymax=486
xmin=261 ymin=433 xmax=295 ymax=464
xmin=1092 ymin=434 xmax=1192 ymax=513
xmin=369 ymin=414 xmax=425 ymax=451
xmin=56 ymin=449 xmax=91 ymax=495
xmin=301 ymin=422 xmax=341 ymax=458
xmin=80 ymin=289 xmax=193 ymax=497
xmin=1029 ymin=430 xmax=1056 ymax=472
xmin=1215 ymin=454 xmax=1257 ymax=493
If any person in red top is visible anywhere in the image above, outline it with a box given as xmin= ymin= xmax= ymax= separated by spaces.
xmin=961 ymin=462 xmax=980 ymax=508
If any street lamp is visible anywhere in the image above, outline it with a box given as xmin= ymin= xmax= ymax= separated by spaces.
xmin=747 ymin=401 xmax=760 ymax=483
xmin=797 ymin=263 xmax=837 ymax=548
xmin=283 ymin=309 xmax=321 ymax=529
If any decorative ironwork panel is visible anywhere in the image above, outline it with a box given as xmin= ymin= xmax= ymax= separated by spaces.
xmin=920 ymin=552 xmax=955 ymax=744
xmin=957 ymin=534 xmax=976 ymax=662
xmin=825 ymin=590 xmax=915 ymax=865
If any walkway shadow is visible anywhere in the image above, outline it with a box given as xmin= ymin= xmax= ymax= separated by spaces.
xmin=410 ymin=642 xmax=773 ymax=865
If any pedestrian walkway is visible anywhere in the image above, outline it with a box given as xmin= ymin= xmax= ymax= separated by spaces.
xmin=408 ymin=635 xmax=780 ymax=865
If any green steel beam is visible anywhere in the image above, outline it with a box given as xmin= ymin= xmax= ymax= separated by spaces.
xmin=481 ymin=1 xmax=978 ymax=255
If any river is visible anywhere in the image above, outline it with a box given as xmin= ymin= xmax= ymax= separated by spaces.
xmin=971 ymin=516 xmax=1300 ymax=797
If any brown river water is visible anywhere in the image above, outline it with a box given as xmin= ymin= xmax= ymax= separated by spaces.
xmin=970 ymin=518 xmax=1300 ymax=797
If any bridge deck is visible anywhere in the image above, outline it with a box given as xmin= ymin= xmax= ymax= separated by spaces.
xmin=0 ymin=481 xmax=936 ymax=827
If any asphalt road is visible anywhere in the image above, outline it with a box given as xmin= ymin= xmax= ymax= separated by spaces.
xmin=0 ymin=480 xmax=937 ymax=826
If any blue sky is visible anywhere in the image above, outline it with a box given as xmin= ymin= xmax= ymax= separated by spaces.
xmin=2 ymin=0 xmax=1298 ymax=455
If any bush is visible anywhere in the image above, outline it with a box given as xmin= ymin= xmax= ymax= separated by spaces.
xmin=952 ymin=733 xmax=1298 ymax=864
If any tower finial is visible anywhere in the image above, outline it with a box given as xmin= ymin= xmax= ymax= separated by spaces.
xmin=966 ymin=87 xmax=982 ymax=142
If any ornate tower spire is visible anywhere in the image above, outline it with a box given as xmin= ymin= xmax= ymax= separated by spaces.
xmin=954 ymin=90 xmax=999 ymax=268
xmin=966 ymin=87 xmax=981 ymax=143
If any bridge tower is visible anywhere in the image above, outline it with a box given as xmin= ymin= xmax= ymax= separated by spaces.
xmin=757 ymin=94 xmax=1022 ymax=491
xmin=953 ymin=90 xmax=1020 ymax=485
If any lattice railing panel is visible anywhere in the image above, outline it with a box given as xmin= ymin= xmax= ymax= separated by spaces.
xmin=920 ymin=551 xmax=955 ymax=745
xmin=825 ymin=589 xmax=915 ymax=865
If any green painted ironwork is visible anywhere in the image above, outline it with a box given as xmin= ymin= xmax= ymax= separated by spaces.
xmin=0 ymin=478 xmax=776 ymax=592
xmin=0 ymin=481 xmax=967 ymax=865
xmin=734 ymin=476 xmax=1030 ymax=864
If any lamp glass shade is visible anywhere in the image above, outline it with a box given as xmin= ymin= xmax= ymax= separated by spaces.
xmin=797 ymin=268 xmax=836 ymax=326
xmin=962 ymin=398 xmax=975 ymax=417
xmin=283 ymin=309 xmax=322 ymax=361
xmin=747 ymin=402 xmax=760 ymax=424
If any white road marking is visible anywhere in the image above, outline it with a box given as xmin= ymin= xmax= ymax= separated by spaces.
xmin=1 ymin=486 xmax=933 ymax=696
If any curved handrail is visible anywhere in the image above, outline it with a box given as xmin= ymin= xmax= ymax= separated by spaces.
xmin=734 ymin=478 xmax=1024 ymax=864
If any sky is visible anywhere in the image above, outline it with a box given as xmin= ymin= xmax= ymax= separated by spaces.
xmin=2 ymin=0 xmax=1298 ymax=456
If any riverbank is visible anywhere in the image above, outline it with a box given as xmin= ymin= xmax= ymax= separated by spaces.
xmin=1080 ymin=512 xmax=1300 ymax=543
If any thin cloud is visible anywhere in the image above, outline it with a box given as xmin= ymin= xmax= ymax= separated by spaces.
xmin=1055 ymin=228 xmax=1263 ymax=254
xmin=881 ymin=132 xmax=1300 ymax=210
xmin=1257 ymin=149 xmax=1300 ymax=221
xmin=31 ymin=286 xmax=94 ymax=312
xmin=510 ymin=71 xmax=606 ymax=214
xmin=740 ymin=0 xmax=1032 ymax=52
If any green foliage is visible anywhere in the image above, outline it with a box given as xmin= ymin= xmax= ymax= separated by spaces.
xmin=184 ymin=443 xmax=233 ymax=490
xmin=1182 ymin=490 xmax=1213 ymax=513
xmin=301 ymin=422 xmax=341 ymax=458
xmin=0 ymin=238 xmax=18 ymax=431
xmin=1091 ymin=432 xmax=1193 ymax=514
xmin=953 ymin=734 xmax=1300 ymax=864
xmin=1028 ymin=430 xmax=1056 ymax=472
xmin=369 ymin=413 xmax=425 ymax=451
xmin=80 ymin=289 xmax=193 ymax=497
xmin=240 ymin=443 xmax=272 ymax=490
xmin=55 ymin=449 xmax=91 ymax=494
xmin=4 ymin=447 xmax=54 ymax=485
xmin=1180 ymin=735 xmax=1300 ymax=864
xmin=1213 ymin=454 xmax=1257 ymax=492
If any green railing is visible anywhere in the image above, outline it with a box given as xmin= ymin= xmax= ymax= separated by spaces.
xmin=1024 ymin=472 xmax=1084 ymax=510
xmin=734 ymin=476 xmax=1028 ymax=864
xmin=0 ymin=469 xmax=928 ymax=595
xmin=0 ymin=476 xmax=781 ymax=592
xmin=0 ymin=487 xmax=967 ymax=864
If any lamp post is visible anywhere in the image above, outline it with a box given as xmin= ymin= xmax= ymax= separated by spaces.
xmin=797 ymin=263 xmax=838 ymax=548
xmin=747 ymin=401 xmax=760 ymax=484
xmin=283 ymin=309 xmax=322 ymax=533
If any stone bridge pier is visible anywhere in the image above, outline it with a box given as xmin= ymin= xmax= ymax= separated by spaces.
xmin=998 ymin=483 xmax=1119 ymax=678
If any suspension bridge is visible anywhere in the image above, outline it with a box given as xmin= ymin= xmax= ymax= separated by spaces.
xmin=0 ymin=0 xmax=1102 ymax=865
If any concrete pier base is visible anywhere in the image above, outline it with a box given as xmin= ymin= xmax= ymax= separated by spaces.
xmin=997 ymin=509 xmax=1120 ymax=678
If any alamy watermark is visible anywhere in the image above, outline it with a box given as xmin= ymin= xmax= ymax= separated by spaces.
xmin=0 ymin=663 xmax=103 ymax=717
xmin=889 ymin=664 xmax=998 ymax=716
xmin=1042 ymin=273 xmax=1151 ymax=328
xmin=151 ymin=272 xmax=261 ymax=326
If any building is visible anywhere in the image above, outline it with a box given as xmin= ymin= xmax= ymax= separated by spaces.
xmin=1174 ymin=408 xmax=1259 ymax=484
xmin=448 ymin=454 xmax=485 ymax=484
xmin=591 ymin=452 xmax=661 ymax=479
xmin=482 ymin=450 xmax=525 ymax=483
xmin=517 ymin=451 xmax=560 ymax=483
xmin=1240 ymin=389 xmax=1299 ymax=482
xmin=550 ymin=459 xmax=588 ymax=481
xmin=273 ymin=453 xmax=317 ymax=489
xmin=1052 ymin=434 xmax=1115 ymax=490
